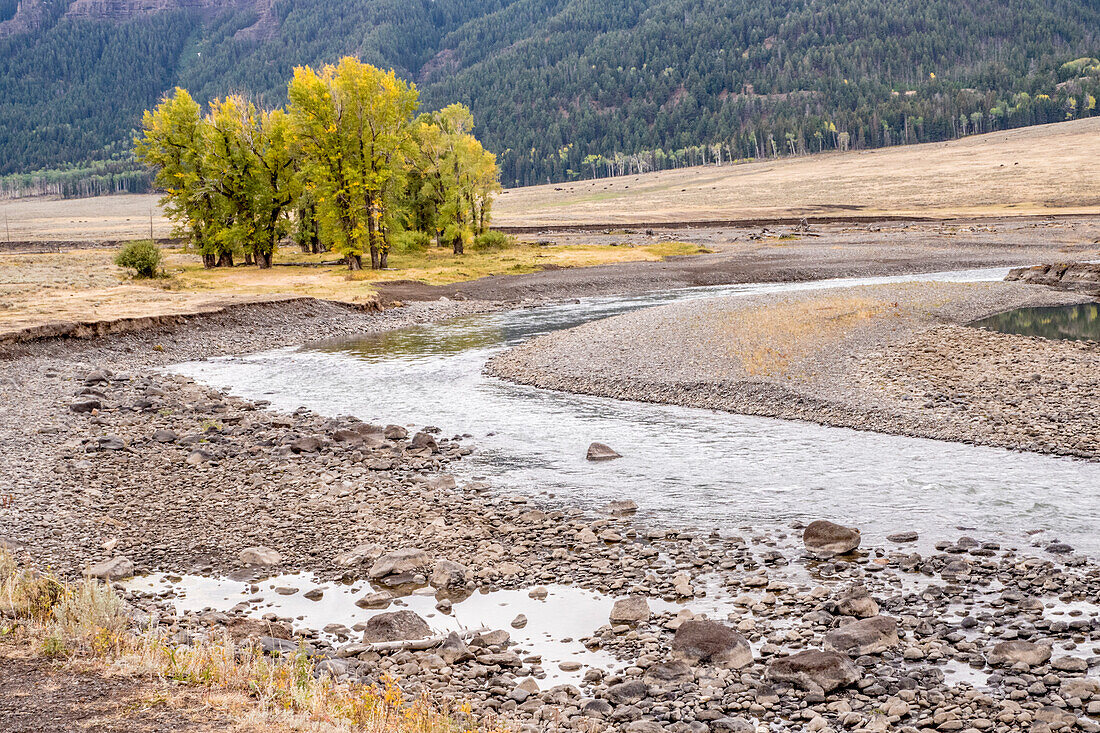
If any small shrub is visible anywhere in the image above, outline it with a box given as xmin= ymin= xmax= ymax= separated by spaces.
xmin=114 ymin=240 xmax=163 ymax=278
xmin=50 ymin=580 xmax=129 ymax=649
xmin=471 ymin=230 xmax=514 ymax=251
xmin=41 ymin=634 xmax=68 ymax=658
xmin=392 ymin=230 xmax=431 ymax=253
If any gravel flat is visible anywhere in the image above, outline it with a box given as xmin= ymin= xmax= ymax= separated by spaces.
xmin=488 ymin=280 xmax=1100 ymax=459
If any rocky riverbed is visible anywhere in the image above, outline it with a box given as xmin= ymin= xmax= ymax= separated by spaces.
xmin=488 ymin=280 xmax=1100 ymax=460
xmin=2 ymin=295 xmax=1099 ymax=732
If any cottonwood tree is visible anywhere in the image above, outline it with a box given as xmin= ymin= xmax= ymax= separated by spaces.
xmin=288 ymin=57 xmax=419 ymax=269
xmin=414 ymin=103 xmax=501 ymax=254
xmin=204 ymin=96 xmax=297 ymax=268
xmin=134 ymin=88 xmax=227 ymax=267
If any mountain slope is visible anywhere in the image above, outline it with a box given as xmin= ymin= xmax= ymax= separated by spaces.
xmin=0 ymin=0 xmax=1098 ymax=184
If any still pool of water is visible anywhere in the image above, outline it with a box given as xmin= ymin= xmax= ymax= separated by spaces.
xmin=173 ymin=268 xmax=1100 ymax=556
xmin=971 ymin=302 xmax=1100 ymax=341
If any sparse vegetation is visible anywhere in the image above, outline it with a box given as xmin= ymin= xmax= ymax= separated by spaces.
xmin=113 ymin=239 xmax=163 ymax=278
xmin=0 ymin=551 xmax=490 ymax=732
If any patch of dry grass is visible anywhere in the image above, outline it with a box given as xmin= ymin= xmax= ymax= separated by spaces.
xmin=0 ymin=552 xmax=492 ymax=733
xmin=705 ymin=295 xmax=902 ymax=376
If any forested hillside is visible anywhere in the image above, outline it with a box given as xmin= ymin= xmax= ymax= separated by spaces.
xmin=1 ymin=0 xmax=1098 ymax=188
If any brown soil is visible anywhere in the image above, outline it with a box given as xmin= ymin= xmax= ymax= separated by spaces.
xmin=0 ymin=645 xmax=243 ymax=733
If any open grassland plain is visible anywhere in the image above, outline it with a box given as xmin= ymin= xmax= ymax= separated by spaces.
xmin=493 ymin=118 xmax=1100 ymax=226
xmin=488 ymin=279 xmax=1100 ymax=459
xmin=2 ymin=119 xmax=1099 ymax=245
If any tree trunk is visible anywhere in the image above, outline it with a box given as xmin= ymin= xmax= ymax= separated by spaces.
xmin=379 ymin=249 xmax=388 ymax=268
xmin=243 ymin=251 xmax=255 ymax=266
xmin=299 ymin=242 xmax=312 ymax=254
xmin=256 ymin=252 xmax=273 ymax=269
xmin=346 ymin=254 xmax=363 ymax=270
xmin=217 ymin=252 xmax=234 ymax=268
xmin=452 ymin=237 xmax=464 ymax=255
xmin=202 ymin=253 xmax=216 ymax=269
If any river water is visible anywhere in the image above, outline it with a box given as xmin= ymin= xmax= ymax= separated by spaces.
xmin=173 ymin=268 xmax=1100 ymax=556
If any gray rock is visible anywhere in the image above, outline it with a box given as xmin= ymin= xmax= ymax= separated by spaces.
xmin=429 ymin=559 xmax=469 ymax=589
xmin=986 ymin=640 xmax=1052 ymax=667
xmin=836 ymin=584 xmax=879 ymax=618
xmin=586 ymin=442 xmax=621 ymax=461
xmin=362 ymin=610 xmax=431 ymax=643
xmin=258 ymin=636 xmax=301 ymax=656
xmin=238 ymin=546 xmax=281 ymax=567
xmin=767 ymin=650 xmax=861 ymax=694
xmin=886 ymin=531 xmax=919 ymax=543
xmin=1052 ymin=655 xmax=1088 ymax=672
xmin=151 ymin=429 xmax=178 ymax=443
xmin=607 ymin=680 xmax=649 ymax=705
xmin=603 ymin=499 xmax=638 ymax=515
xmin=610 ymin=596 xmax=651 ymax=625
xmin=711 ymin=718 xmax=754 ymax=733
xmin=334 ymin=543 xmax=383 ymax=567
xmin=69 ymin=399 xmax=101 ymax=413
xmin=98 ymin=435 xmax=125 ymax=450
xmin=671 ymin=619 xmax=753 ymax=669
xmin=643 ymin=660 xmax=693 ymax=686
xmin=85 ymin=556 xmax=134 ymax=580
xmin=824 ymin=616 xmax=899 ymax=656
xmin=439 ymin=632 xmax=473 ymax=664
xmin=803 ymin=520 xmax=861 ymax=557
xmin=369 ymin=548 xmax=431 ymax=579
xmin=290 ymin=435 xmax=323 ymax=453
xmin=625 ymin=722 xmax=664 ymax=733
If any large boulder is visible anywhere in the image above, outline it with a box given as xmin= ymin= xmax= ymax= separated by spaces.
xmin=362 ymin=610 xmax=431 ymax=643
xmin=429 ymin=559 xmax=469 ymax=589
xmin=803 ymin=520 xmax=861 ymax=558
xmin=85 ymin=556 xmax=134 ymax=581
xmin=607 ymin=680 xmax=649 ymax=705
xmin=610 ymin=596 xmax=651 ymax=625
xmin=767 ymin=650 xmax=861 ymax=694
xmin=586 ymin=442 xmax=622 ymax=461
xmin=369 ymin=548 xmax=431 ymax=579
xmin=643 ymin=661 xmax=693 ymax=686
xmin=439 ymin=632 xmax=474 ymax=664
xmin=238 ymin=546 xmax=281 ymax=567
xmin=986 ymin=640 xmax=1052 ymax=667
xmin=835 ymin=584 xmax=879 ymax=618
xmin=671 ymin=619 xmax=752 ymax=669
xmin=824 ymin=616 xmax=899 ymax=656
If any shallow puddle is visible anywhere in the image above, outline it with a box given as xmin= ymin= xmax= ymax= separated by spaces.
xmin=971 ymin=302 xmax=1100 ymax=341
xmin=125 ymin=573 xmax=630 ymax=684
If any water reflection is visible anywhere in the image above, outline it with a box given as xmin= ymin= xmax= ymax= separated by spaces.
xmin=971 ymin=302 xmax=1100 ymax=342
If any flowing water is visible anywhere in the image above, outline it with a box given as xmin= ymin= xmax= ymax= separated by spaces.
xmin=174 ymin=268 xmax=1100 ymax=556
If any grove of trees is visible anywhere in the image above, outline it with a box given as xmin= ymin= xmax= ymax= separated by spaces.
xmin=135 ymin=57 xmax=500 ymax=270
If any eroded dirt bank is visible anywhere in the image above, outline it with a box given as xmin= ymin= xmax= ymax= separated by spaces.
xmin=488 ymin=280 xmax=1100 ymax=460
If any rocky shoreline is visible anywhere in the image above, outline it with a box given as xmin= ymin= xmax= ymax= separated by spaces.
xmin=488 ymin=280 xmax=1100 ymax=460
xmin=2 ymin=294 xmax=1099 ymax=732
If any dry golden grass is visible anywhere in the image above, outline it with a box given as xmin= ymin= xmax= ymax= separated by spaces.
xmin=494 ymin=117 xmax=1100 ymax=225
xmin=704 ymin=295 xmax=902 ymax=376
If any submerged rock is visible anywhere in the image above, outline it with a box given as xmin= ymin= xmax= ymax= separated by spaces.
xmin=986 ymin=640 xmax=1052 ymax=667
